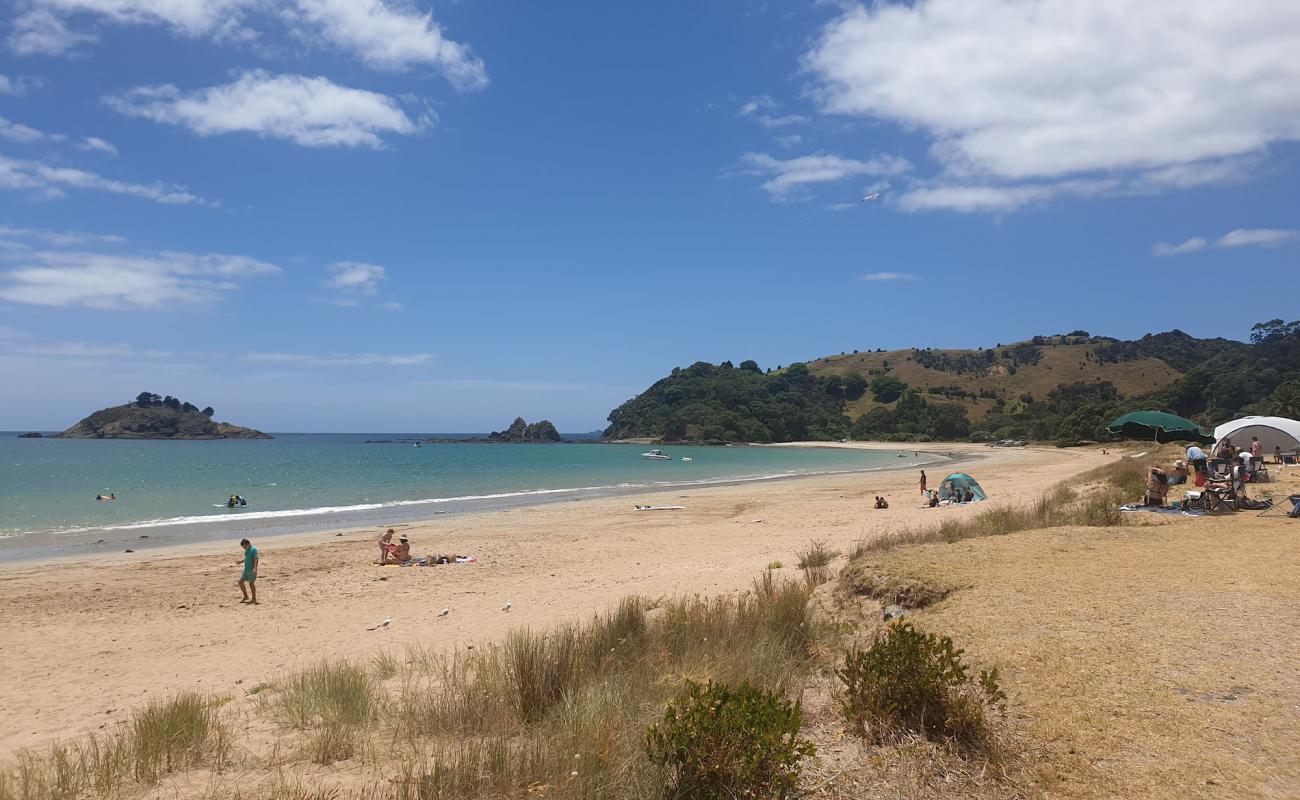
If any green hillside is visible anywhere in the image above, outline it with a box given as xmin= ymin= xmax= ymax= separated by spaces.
xmin=604 ymin=324 xmax=1300 ymax=445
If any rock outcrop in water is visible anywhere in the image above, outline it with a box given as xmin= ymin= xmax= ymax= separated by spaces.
xmin=52 ymin=392 xmax=271 ymax=440
xmin=487 ymin=417 xmax=563 ymax=443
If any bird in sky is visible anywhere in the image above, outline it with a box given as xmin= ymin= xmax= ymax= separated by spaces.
xmin=502 ymin=600 xmax=512 ymax=612
xmin=438 ymin=607 xmax=450 ymax=618
xmin=860 ymin=193 xmax=881 ymax=203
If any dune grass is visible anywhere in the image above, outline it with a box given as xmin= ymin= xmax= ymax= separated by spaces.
xmin=1 ymin=576 xmax=823 ymax=800
xmin=850 ymin=457 xmax=1146 ymax=558
xmin=0 ymin=693 xmax=228 ymax=800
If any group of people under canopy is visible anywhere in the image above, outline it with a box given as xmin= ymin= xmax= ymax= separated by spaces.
xmin=926 ymin=472 xmax=987 ymax=508
xmin=1141 ymin=415 xmax=1300 ymax=510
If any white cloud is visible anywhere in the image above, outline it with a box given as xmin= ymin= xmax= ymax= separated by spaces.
xmin=108 ymin=71 xmax=425 ymax=148
xmin=0 ymin=154 xmax=205 ymax=204
xmin=78 ymin=136 xmax=117 ymax=155
xmin=8 ymin=8 xmax=95 ymax=55
xmin=1151 ymin=237 xmax=1208 ymax=257
xmin=0 ymin=249 xmax=279 ymax=308
xmin=804 ymin=0 xmax=1300 ymax=211
xmin=325 ymin=261 xmax=385 ymax=294
xmin=739 ymin=95 xmax=777 ymax=117
xmin=0 ymin=117 xmax=48 ymax=144
xmin=757 ymin=114 xmax=809 ymax=129
xmin=241 ymin=351 xmax=433 ymax=367
xmin=1152 ymin=228 xmax=1298 ymax=257
xmin=13 ymin=0 xmax=487 ymax=89
xmin=0 ymin=224 xmax=127 ymax=246
xmin=860 ymin=272 xmax=921 ymax=282
xmin=740 ymin=151 xmax=911 ymax=200
xmin=0 ymin=74 xmax=37 ymax=95
xmin=775 ymin=134 xmax=803 ymax=149
xmin=287 ymin=0 xmax=487 ymax=89
xmin=1217 ymin=228 xmax=1299 ymax=249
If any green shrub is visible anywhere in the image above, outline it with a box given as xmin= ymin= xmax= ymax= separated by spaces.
xmin=645 ymin=681 xmax=814 ymax=800
xmin=837 ymin=623 xmax=1002 ymax=752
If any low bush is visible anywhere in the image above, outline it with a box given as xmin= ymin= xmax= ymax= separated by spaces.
xmin=837 ymin=623 xmax=1003 ymax=754
xmin=645 ymin=681 xmax=814 ymax=800
xmin=796 ymin=540 xmax=840 ymax=586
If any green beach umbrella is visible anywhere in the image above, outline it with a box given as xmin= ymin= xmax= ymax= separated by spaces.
xmin=1106 ymin=410 xmax=1215 ymax=444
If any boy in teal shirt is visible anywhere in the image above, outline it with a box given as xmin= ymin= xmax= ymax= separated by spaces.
xmin=239 ymin=539 xmax=259 ymax=605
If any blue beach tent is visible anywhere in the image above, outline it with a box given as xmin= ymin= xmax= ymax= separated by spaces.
xmin=937 ymin=473 xmax=987 ymax=502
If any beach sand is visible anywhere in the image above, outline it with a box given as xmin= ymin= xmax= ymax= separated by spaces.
xmin=0 ymin=442 xmax=1089 ymax=756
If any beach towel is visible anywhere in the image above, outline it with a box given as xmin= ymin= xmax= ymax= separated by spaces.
xmin=1119 ymin=503 xmax=1206 ymax=517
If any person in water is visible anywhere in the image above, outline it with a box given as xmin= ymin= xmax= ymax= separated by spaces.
xmin=95 ymin=493 xmax=116 ymax=501
xmin=238 ymin=538 xmax=259 ymax=605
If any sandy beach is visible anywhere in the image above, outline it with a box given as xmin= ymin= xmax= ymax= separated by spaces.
xmin=0 ymin=442 xmax=1092 ymax=756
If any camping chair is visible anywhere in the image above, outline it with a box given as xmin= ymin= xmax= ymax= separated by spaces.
xmin=1201 ymin=482 xmax=1239 ymax=512
xmin=1250 ymin=456 xmax=1269 ymax=482
xmin=1258 ymin=494 xmax=1300 ymax=518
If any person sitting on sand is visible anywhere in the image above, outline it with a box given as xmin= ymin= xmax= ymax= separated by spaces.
xmin=1145 ymin=466 xmax=1169 ymax=507
xmin=962 ymin=487 xmax=975 ymax=503
xmin=874 ymin=496 xmax=888 ymax=509
xmin=1168 ymin=460 xmax=1189 ymax=485
xmin=394 ymin=536 xmax=412 ymax=562
xmin=927 ymin=490 xmax=939 ymax=508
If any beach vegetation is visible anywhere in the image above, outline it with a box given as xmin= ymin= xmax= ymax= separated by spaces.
xmin=837 ymin=623 xmax=1004 ymax=755
xmin=645 ymin=680 xmax=815 ymax=800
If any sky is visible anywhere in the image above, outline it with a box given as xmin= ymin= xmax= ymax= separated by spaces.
xmin=1 ymin=0 xmax=1298 ymax=432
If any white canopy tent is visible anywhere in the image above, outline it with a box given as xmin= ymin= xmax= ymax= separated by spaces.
xmin=1212 ymin=416 xmax=1300 ymax=455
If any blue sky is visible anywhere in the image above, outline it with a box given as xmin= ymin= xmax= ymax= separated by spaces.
xmin=1 ymin=0 xmax=1298 ymax=432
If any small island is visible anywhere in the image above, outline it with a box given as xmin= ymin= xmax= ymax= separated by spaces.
xmin=16 ymin=432 xmax=42 ymax=438
xmin=51 ymin=392 xmax=272 ymax=440
xmin=366 ymin=417 xmax=567 ymax=444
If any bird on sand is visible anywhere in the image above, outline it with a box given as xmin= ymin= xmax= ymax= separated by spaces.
xmin=368 ymin=617 xmax=392 ymax=631
xmin=437 ymin=607 xmax=450 ymax=619
xmin=502 ymin=601 xmax=512 ymax=612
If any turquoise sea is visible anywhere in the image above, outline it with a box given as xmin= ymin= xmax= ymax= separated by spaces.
xmin=0 ymin=433 xmax=938 ymax=559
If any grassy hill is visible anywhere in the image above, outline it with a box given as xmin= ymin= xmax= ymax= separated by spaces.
xmin=605 ymin=325 xmax=1298 ymax=444
xmin=807 ymin=335 xmax=1184 ymax=422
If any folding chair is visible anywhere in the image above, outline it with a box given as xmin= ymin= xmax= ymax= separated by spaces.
xmin=1258 ymin=494 xmax=1300 ymax=518
xmin=1202 ymin=483 xmax=1238 ymax=512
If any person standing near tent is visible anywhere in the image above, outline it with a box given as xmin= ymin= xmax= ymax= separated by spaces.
xmin=1186 ymin=444 xmax=1208 ymax=476
xmin=1251 ymin=437 xmax=1263 ymax=460
xmin=919 ymin=470 xmax=927 ymax=498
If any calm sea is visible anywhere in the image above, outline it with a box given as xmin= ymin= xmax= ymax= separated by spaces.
xmin=0 ymin=433 xmax=937 ymax=559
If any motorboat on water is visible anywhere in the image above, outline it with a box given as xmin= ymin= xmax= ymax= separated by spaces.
xmin=681 ymin=457 xmax=694 ymax=462
xmin=641 ymin=449 xmax=672 ymax=460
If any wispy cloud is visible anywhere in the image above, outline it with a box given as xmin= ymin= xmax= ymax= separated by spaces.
xmin=1153 ymin=228 xmax=1298 ymax=256
xmin=860 ymin=272 xmax=921 ymax=282
xmin=0 ymin=249 xmax=279 ymax=309
xmin=738 ymin=96 xmax=810 ymax=131
xmin=0 ymin=154 xmax=206 ymax=204
xmin=740 ymin=151 xmax=911 ymax=200
xmin=0 ymin=73 xmax=38 ymax=96
xmin=0 ymin=225 xmax=127 ymax=246
xmin=325 ymin=261 xmax=386 ymax=295
xmin=242 ymin=351 xmax=433 ymax=367
xmin=803 ymin=0 xmax=1300 ymax=212
xmin=107 ymin=71 xmax=427 ymax=148
xmin=12 ymin=0 xmax=486 ymax=89
xmin=78 ymin=136 xmax=117 ymax=156
xmin=0 ymin=116 xmax=53 ymax=144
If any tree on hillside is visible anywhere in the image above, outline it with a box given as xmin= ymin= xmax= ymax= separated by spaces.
xmin=739 ymin=360 xmax=761 ymax=373
xmin=843 ymin=372 xmax=868 ymax=400
xmin=202 ymin=406 xmax=215 ymax=417
xmin=870 ymin=375 xmax=907 ymax=403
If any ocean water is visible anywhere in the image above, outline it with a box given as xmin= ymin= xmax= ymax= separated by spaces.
xmin=0 ymin=433 xmax=937 ymax=559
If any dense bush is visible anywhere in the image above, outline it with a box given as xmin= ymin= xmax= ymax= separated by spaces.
xmin=646 ymin=681 xmax=814 ymax=799
xmin=604 ymin=361 xmax=850 ymax=442
xmin=837 ymin=623 xmax=1004 ymax=752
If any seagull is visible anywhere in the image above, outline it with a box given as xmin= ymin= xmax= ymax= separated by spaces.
xmin=437 ymin=607 xmax=450 ymax=619
xmin=860 ymin=192 xmax=881 ymax=203
xmin=502 ymin=600 xmax=512 ymax=612
xmin=368 ymin=617 xmax=392 ymax=631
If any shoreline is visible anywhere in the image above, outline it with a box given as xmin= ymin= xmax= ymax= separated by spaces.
xmin=0 ymin=442 xmax=1093 ymax=756
xmin=0 ymin=442 xmax=968 ymax=565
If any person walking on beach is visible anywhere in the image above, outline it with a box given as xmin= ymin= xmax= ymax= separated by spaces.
xmin=919 ymin=470 xmax=927 ymax=498
xmin=238 ymin=538 xmax=259 ymax=605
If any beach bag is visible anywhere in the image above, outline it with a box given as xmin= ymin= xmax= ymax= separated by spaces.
xmin=1194 ymin=471 xmax=1206 ymax=487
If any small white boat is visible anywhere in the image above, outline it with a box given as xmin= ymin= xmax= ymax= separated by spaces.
xmin=681 ymin=457 xmax=694 ymax=462
xmin=641 ymin=449 xmax=672 ymax=460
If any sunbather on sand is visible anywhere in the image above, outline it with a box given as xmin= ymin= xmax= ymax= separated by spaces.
xmin=1145 ymin=466 xmax=1170 ymax=507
